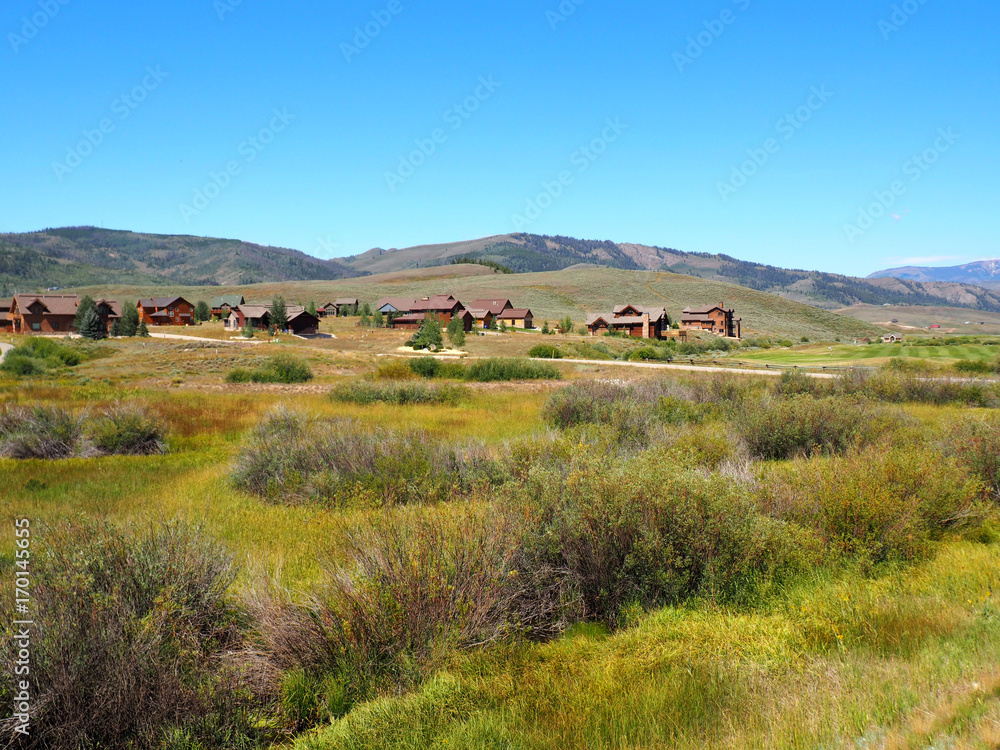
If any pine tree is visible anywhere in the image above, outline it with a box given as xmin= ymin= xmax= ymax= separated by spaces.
xmin=73 ymin=296 xmax=97 ymax=332
xmin=79 ymin=307 xmax=106 ymax=340
xmin=110 ymin=319 xmax=121 ymax=337
xmin=306 ymin=300 xmax=318 ymax=317
xmin=449 ymin=322 xmax=466 ymax=349
xmin=410 ymin=314 xmax=443 ymax=351
xmin=271 ymin=296 xmax=288 ymax=331
xmin=194 ymin=301 xmax=211 ymax=322
xmin=373 ymin=309 xmax=384 ymax=329
xmin=119 ymin=302 xmax=140 ymax=337
xmin=137 ymin=321 xmax=150 ymax=337
xmin=360 ymin=311 xmax=372 ymax=328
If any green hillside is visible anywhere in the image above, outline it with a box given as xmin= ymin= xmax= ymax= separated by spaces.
xmin=75 ymin=265 xmax=886 ymax=340
xmin=345 ymin=233 xmax=1000 ymax=313
xmin=0 ymin=227 xmax=358 ymax=293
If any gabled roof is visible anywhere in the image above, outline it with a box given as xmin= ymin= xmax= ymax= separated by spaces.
xmin=287 ymin=309 xmax=320 ymax=323
xmin=13 ymin=294 xmax=80 ymax=316
xmin=236 ymin=305 xmax=272 ymax=320
xmin=683 ymin=302 xmax=733 ymax=316
xmin=0 ymin=298 xmax=12 ymax=311
xmin=585 ymin=314 xmax=613 ymax=326
xmin=498 ymin=308 xmax=532 ymax=319
xmin=465 ymin=308 xmax=494 ymax=319
xmin=469 ymin=299 xmax=512 ymax=315
xmin=212 ymin=295 xmax=245 ymax=308
xmin=392 ymin=312 xmax=427 ymax=323
xmin=410 ymin=295 xmax=461 ymax=312
xmin=94 ymin=299 xmax=123 ymax=318
xmin=139 ymin=296 xmax=191 ymax=309
xmin=333 ymin=297 xmax=359 ymax=306
xmin=376 ymin=297 xmax=417 ymax=312
xmin=613 ymin=305 xmax=667 ymax=320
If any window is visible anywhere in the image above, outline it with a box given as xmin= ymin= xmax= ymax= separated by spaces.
xmin=31 ymin=323 xmax=41 ymax=331
xmin=53 ymin=322 xmax=60 ymax=330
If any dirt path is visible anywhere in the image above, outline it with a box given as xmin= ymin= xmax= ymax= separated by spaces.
xmin=556 ymin=357 xmax=842 ymax=379
xmin=0 ymin=342 xmax=13 ymax=365
xmin=148 ymin=332 xmax=265 ymax=345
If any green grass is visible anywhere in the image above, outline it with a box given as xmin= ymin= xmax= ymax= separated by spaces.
xmin=739 ymin=342 xmax=1000 ymax=366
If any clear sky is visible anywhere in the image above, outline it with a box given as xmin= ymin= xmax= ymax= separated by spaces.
xmin=2 ymin=0 xmax=997 ymax=276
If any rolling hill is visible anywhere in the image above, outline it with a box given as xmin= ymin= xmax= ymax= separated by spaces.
xmin=868 ymin=260 xmax=1000 ymax=289
xmin=74 ymin=264 xmax=887 ymax=342
xmin=345 ymin=233 xmax=1000 ymax=314
xmin=0 ymin=226 xmax=358 ymax=294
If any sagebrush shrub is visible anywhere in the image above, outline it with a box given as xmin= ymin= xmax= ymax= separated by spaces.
xmin=88 ymin=402 xmax=167 ymax=455
xmin=0 ymin=405 xmax=90 ymax=459
xmin=331 ymin=379 xmax=466 ymax=406
xmin=464 ymin=358 xmax=561 ymax=382
xmin=942 ymin=417 xmax=1000 ymax=500
xmin=0 ymin=522 xmax=261 ymax=749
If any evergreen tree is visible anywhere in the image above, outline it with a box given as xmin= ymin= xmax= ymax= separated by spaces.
xmin=137 ymin=321 xmax=150 ymax=337
xmin=241 ymin=324 xmax=255 ymax=339
xmin=561 ymin=316 xmax=574 ymax=334
xmin=361 ymin=302 xmax=372 ymax=317
xmin=194 ymin=301 xmax=211 ymax=322
xmin=119 ymin=302 xmax=140 ymax=337
xmin=109 ymin=319 xmax=121 ymax=337
xmin=73 ymin=296 xmax=97 ymax=332
xmin=306 ymin=300 xmax=318 ymax=317
xmin=373 ymin=309 xmax=384 ymax=329
xmin=78 ymin=307 xmax=106 ymax=340
xmin=409 ymin=314 xmax=443 ymax=351
xmin=360 ymin=311 xmax=372 ymax=328
xmin=499 ymin=320 xmax=508 ymax=333
xmin=271 ymin=296 xmax=288 ymax=331
xmin=449 ymin=320 xmax=466 ymax=349
xmin=542 ymin=321 xmax=551 ymax=335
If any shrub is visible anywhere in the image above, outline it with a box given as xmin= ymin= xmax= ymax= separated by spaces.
xmin=231 ymin=408 xmax=501 ymax=506
xmin=942 ymin=417 xmax=1000 ymax=500
xmin=760 ymin=448 xmax=980 ymax=563
xmin=512 ymin=454 xmax=806 ymax=622
xmin=838 ymin=369 xmax=1000 ymax=407
xmin=409 ymin=356 xmax=443 ymax=378
xmin=628 ymin=345 xmax=671 ymax=362
xmin=464 ymin=358 xmax=561 ymax=382
xmin=733 ymin=396 xmax=903 ymax=461
xmin=528 ymin=344 xmax=564 ymax=359
xmin=226 ymin=354 xmax=313 ymax=384
xmin=0 ymin=353 xmax=44 ymax=376
xmin=543 ymin=380 xmax=659 ymax=444
xmin=954 ymin=359 xmax=993 ymax=375
xmin=253 ymin=509 xmax=570 ymax=710
xmin=0 ymin=522 xmax=262 ymax=749
xmin=774 ymin=370 xmax=830 ymax=397
xmin=88 ymin=403 xmax=167 ymax=455
xmin=0 ymin=337 xmax=83 ymax=375
xmin=374 ymin=358 xmax=418 ymax=380
xmin=332 ymin=380 xmax=466 ymax=406
xmin=0 ymin=405 xmax=90 ymax=459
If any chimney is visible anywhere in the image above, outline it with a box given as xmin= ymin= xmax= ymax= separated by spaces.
xmin=642 ymin=313 xmax=650 ymax=339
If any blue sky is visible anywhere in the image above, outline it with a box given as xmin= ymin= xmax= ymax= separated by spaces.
xmin=2 ymin=0 xmax=997 ymax=276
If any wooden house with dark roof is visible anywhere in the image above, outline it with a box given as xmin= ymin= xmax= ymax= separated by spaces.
xmin=211 ymin=295 xmax=245 ymax=319
xmin=9 ymin=294 xmax=81 ymax=334
xmin=497 ymin=308 xmax=534 ymax=329
xmin=0 ymin=298 xmax=12 ymax=334
xmin=586 ymin=304 xmax=669 ymax=339
xmin=138 ymin=297 xmax=195 ymax=327
xmin=680 ymin=303 xmax=741 ymax=339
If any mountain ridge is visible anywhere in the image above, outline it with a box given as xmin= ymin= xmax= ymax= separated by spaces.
xmin=868 ymin=260 xmax=1000 ymax=288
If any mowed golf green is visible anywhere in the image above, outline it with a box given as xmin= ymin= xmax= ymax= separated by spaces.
xmin=739 ymin=342 xmax=1000 ymax=366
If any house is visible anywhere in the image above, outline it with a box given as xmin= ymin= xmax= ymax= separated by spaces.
xmin=286 ymin=309 xmax=321 ymax=335
xmin=333 ymin=298 xmax=360 ymax=316
xmin=680 ymin=303 xmax=741 ymax=339
xmin=586 ymin=304 xmax=670 ymax=339
xmin=468 ymin=299 xmax=513 ymax=316
xmin=211 ymin=295 xmax=245 ymax=319
xmin=226 ymin=305 xmax=271 ymax=331
xmin=453 ymin=309 xmax=475 ymax=333
xmin=410 ymin=295 xmax=464 ymax=322
xmin=465 ymin=308 xmax=496 ymax=329
xmin=0 ymin=298 xmax=12 ymax=334
xmin=138 ymin=297 xmax=196 ymax=327
xmin=882 ymin=334 xmax=902 ymax=344
xmin=497 ymin=308 xmax=534 ymax=329
xmin=316 ymin=302 xmax=338 ymax=318
xmin=94 ymin=299 xmax=123 ymax=333
xmin=390 ymin=312 xmax=428 ymax=331
xmin=9 ymin=294 xmax=81 ymax=334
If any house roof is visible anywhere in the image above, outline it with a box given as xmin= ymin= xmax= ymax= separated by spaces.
xmin=682 ymin=314 xmax=717 ymax=323
xmin=212 ymin=295 xmax=245 ymax=308
xmin=288 ymin=309 xmax=320 ymax=323
xmin=585 ymin=314 xmax=613 ymax=326
xmin=683 ymin=302 xmax=733 ymax=315
xmin=94 ymin=299 xmax=123 ymax=318
xmin=613 ymin=305 xmax=667 ymax=320
xmin=469 ymin=299 xmax=512 ymax=315
xmin=392 ymin=313 xmax=427 ymax=323
xmin=236 ymin=305 xmax=272 ymax=320
xmin=498 ymin=308 xmax=532 ymax=319
xmin=0 ymin=298 xmax=11 ymax=311
xmin=465 ymin=308 xmax=494 ymax=319
xmin=410 ymin=295 xmax=460 ymax=312
xmin=13 ymin=294 xmax=80 ymax=316
xmin=333 ymin=297 xmax=359 ymax=306
xmin=376 ymin=297 xmax=417 ymax=312
xmin=139 ymin=296 xmax=191 ymax=309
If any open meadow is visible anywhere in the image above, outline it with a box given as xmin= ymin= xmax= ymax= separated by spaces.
xmin=2 ymin=327 xmax=1000 ymax=750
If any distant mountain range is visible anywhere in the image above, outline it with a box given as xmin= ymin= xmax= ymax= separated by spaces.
xmin=344 ymin=233 xmax=1000 ymax=314
xmin=0 ymin=227 xmax=357 ymax=294
xmin=868 ymin=260 xmax=1000 ymax=289
xmin=5 ymin=226 xmax=1000 ymax=315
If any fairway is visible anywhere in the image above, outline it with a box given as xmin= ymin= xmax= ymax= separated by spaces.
xmin=739 ymin=342 xmax=1000 ymax=367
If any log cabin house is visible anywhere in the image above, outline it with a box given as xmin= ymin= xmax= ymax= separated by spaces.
xmin=138 ymin=297 xmax=196 ymax=327
xmin=9 ymin=294 xmax=82 ymax=334
xmin=586 ymin=305 xmax=670 ymax=339
xmin=680 ymin=303 xmax=741 ymax=339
